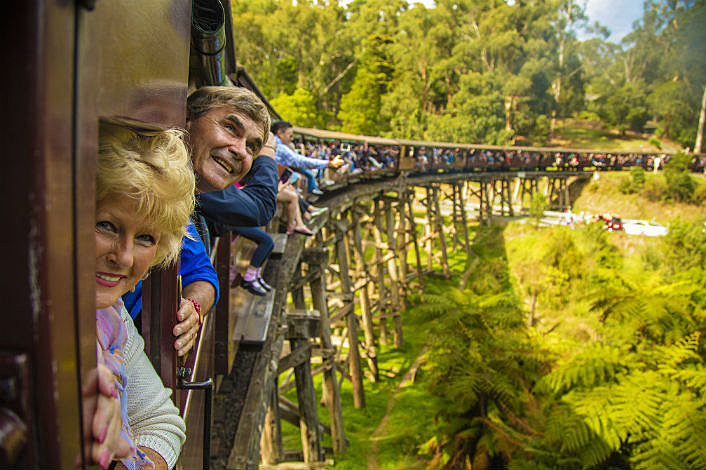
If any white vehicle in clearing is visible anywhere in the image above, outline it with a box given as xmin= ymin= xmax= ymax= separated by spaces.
xmin=623 ymin=220 xmax=669 ymax=237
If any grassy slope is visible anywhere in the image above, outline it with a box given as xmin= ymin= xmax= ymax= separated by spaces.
xmin=546 ymin=118 xmax=683 ymax=153
xmin=572 ymin=172 xmax=706 ymax=223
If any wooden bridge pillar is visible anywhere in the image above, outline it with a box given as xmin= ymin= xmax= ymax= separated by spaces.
xmin=478 ymin=178 xmax=492 ymax=226
xmin=334 ymin=214 xmax=365 ymax=409
xmin=351 ymin=208 xmax=379 ymax=382
xmin=260 ymin=375 xmax=282 ymax=465
xmin=302 ymin=248 xmax=347 ymax=454
xmin=383 ymin=197 xmax=404 ymax=348
xmin=547 ymin=175 xmax=570 ymax=211
xmin=501 ymin=177 xmax=514 ymax=216
xmin=285 ymin=310 xmax=323 ymax=463
xmin=371 ymin=199 xmax=390 ymax=346
xmin=455 ymin=183 xmax=471 ymax=257
xmin=404 ymin=190 xmax=425 ymax=290
xmin=422 ymin=185 xmax=451 ymax=278
xmin=518 ymin=175 xmax=540 ymax=209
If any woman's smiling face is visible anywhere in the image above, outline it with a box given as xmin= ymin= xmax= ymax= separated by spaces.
xmin=95 ymin=193 xmax=161 ymax=309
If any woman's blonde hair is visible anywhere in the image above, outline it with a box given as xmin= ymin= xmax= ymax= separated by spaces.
xmin=97 ymin=120 xmax=195 ymax=268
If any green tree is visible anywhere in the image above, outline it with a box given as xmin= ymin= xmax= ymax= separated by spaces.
xmin=664 ymin=152 xmax=695 ymax=202
xmin=270 ymin=88 xmax=323 ymax=128
xmin=338 ymin=35 xmax=394 ymax=135
xmin=595 ymin=81 xmax=650 ymax=134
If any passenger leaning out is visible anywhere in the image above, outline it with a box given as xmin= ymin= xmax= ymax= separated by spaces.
xmin=90 ymin=120 xmax=191 ymax=470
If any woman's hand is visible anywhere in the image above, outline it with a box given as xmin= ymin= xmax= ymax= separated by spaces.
xmin=82 ymin=364 xmax=133 ymax=469
xmin=174 ymin=297 xmax=201 ymax=357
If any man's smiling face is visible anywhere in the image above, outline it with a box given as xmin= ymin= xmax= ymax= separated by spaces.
xmin=188 ymin=106 xmax=263 ymax=192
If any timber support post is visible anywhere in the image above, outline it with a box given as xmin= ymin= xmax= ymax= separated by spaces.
xmin=383 ymin=196 xmax=404 ymax=347
xmin=285 ymin=309 xmax=323 ymax=463
xmin=334 ymin=213 xmax=365 ymax=409
xmin=351 ymin=207 xmax=379 ymax=382
xmin=302 ymin=248 xmax=347 ymax=454
xmin=404 ymin=189 xmax=425 ymax=290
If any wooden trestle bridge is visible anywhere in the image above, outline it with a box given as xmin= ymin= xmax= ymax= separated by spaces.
xmin=190 ymin=169 xmax=591 ymax=470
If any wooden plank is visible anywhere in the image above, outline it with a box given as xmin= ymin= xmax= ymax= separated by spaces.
xmin=278 ymin=343 xmax=313 ymax=375
xmin=230 ymin=288 xmax=275 ymax=347
xmin=271 ymin=233 xmax=288 ymax=257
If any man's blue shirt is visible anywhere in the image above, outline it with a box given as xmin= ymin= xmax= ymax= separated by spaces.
xmin=274 ymin=136 xmax=328 ymax=170
xmin=122 ymin=221 xmax=219 ymax=319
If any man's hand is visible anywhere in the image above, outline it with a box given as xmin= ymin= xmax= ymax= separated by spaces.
xmin=328 ymin=156 xmax=344 ymax=169
xmin=174 ymin=297 xmax=200 ymax=357
xmin=259 ymin=132 xmax=276 ymax=159
xmin=174 ymin=281 xmax=215 ymax=356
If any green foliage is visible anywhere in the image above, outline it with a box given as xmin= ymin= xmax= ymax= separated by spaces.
xmin=664 ymin=152 xmax=695 ymax=202
xmin=594 ymin=81 xmax=650 ymax=135
xmin=529 ymin=192 xmax=548 ymax=221
xmin=647 ymin=135 xmax=661 ymax=150
xmin=530 ymin=114 xmax=551 ymax=146
xmin=338 ymin=35 xmax=394 ymax=135
xmin=270 ymin=88 xmax=324 ymax=128
xmin=642 ymin=177 xmax=668 ymax=202
xmin=619 ymin=167 xmax=646 ymax=194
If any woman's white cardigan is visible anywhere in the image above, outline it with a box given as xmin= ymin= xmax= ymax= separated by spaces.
xmin=122 ymin=308 xmax=186 ymax=469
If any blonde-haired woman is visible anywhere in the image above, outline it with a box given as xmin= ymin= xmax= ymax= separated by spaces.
xmin=91 ymin=121 xmax=192 ymax=470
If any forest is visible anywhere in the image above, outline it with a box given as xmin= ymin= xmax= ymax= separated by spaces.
xmin=309 ymin=174 xmax=706 ymax=470
xmin=231 ymin=0 xmax=706 ymax=149
xmin=231 ymin=0 xmax=706 ymax=468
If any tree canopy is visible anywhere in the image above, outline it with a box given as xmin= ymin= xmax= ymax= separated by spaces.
xmin=231 ymin=0 xmax=706 ymax=147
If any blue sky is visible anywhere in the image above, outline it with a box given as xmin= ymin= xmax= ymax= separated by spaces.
xmin=581 ymin=0 xmax=645 ymax=43
xmin=410 ymin=0 xmax=646 ymax=44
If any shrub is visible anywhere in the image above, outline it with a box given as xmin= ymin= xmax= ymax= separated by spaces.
xmin=530 ymin=115 xmax=551 ymax=146
xmin=664 ymin=152 xmax=695 ymax=202
xmin=529 ymin=192 xmax=548 ymax=222
xmin=648 ymin=135 xmax=662 ymax=150
xmin=618 ymin=167 xmax=646 ymax=194
xmin=631 ymin=166 xmax=646 ymax=188
xmin=693 ymin=183 xmax=706 ymax=204
xmin=644 ymin=178 xmax=668 ymax=201
xmin=618 ymin=176 xmax=635 ymax=194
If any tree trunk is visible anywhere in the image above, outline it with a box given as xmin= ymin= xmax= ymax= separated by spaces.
xmin=528 ymin=288 xmax=537 ymax=327
xmin=694 ymin=83 xmax=706 ymax=154
xmin=505 ymin=96 xmax=514 ymax=133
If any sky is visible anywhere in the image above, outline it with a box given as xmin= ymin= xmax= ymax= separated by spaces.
xmin=580 ymin=0 xmax=645 ymax=43
xmin=410 ymin=0 xmax=646 ymax=44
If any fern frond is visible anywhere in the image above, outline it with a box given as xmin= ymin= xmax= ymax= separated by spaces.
xmin=537 ymin=344 xmax=627 ymax=394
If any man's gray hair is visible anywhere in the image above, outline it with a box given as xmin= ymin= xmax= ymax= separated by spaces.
xmin=187 ymin=86 xmax=270 ymax=153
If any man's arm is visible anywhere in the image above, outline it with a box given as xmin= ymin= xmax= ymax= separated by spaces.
xmin=197 ymin=154 xmax=278 ymax=227
xmin=275 ymin=141 xmax=329 ymax=170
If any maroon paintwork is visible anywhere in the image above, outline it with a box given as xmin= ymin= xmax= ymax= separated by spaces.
xmin=3 ymin=0 xmax=192 ymax=467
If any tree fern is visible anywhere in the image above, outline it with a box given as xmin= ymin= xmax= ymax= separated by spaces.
xmin=537 ymin=344 xmax=628 ymax=394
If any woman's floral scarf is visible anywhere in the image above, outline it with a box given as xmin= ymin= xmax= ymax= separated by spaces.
xmin=96 ymin=299 xmax=153 ymax=470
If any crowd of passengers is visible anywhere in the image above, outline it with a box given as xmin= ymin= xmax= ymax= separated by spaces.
xmin=282 ymin=138 xmax=706 ymax=186
xmin=88 ymin=86 xmax=706 ymax=469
